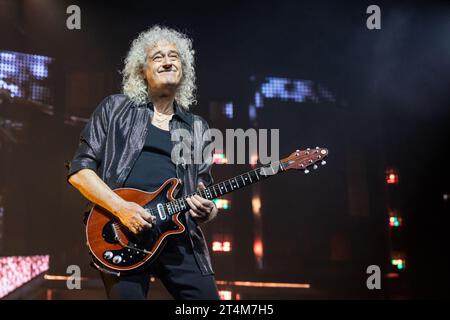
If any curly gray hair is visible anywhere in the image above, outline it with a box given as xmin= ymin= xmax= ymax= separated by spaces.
xmin=122 ymin=25 xmax=197 ymax=110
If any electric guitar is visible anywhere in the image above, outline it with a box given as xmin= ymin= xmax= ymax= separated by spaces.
xmin=85 ymin=147 xmax=329 ymax=275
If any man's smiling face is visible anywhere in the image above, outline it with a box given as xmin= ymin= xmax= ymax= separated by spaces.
xmin=144 ymin=41 xmax=183 ymax=93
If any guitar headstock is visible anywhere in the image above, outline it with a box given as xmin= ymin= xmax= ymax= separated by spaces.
xmin=281 ymin=147 xmax=329 ymax=173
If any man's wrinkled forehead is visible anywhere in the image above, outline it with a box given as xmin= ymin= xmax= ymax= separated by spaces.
xmin=147 ymin=40 xmax=179 ymax=56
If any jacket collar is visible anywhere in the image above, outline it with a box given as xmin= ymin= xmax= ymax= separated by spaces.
xmin=171 ymin=101 xmax=193 ymax=127
xmin=133 ymin=99 xmax=192 ymax=127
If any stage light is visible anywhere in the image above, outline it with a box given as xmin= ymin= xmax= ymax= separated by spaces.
xmin=0 ymin=255 xmax=50 ymax=298
xmin=44 ymin=274 xmax=87 ymax=281
xmin=252 ymin=196 xmax=261 ymax=216
xmin=213 ymin=153 xmax=227 ymax=164
xmin=222 ymin=241 xmax=231 ymax=252
xmin=223 ymin=102 xmax=234 ymax=119
xmin=389 ymin=211 xmax=403 ymax=228
xmin=255 ymin=92 xmax=263 ymax=108
xmin=253 ymin=239 xmax=264 ymax=258
xmin=0 ymin=50 xmax=54 ymax=105
xmin=218 ymin=290 xmax=232 ymax=300
xmin=391 ymin=252 xmax=406 ymax=271
xmin=212 ymin=241 xmax=221 ymax=251
xmin=389 ymin=217 xmax=401 ymax=227
xmin=391 ymin=258 xmax=406 ymax=270
xmin=216 ymin=280 xmax=310 ymax=289
xmin=212 ymin=240 xmax=232 ymax=252
xmin=213 ymin=199 xmax=230 ymax=210
xmin=386 ymin=273 xmax=399 ymax=278
xmin=248 ymin=104 xmax=257 ymax=121
xmin=386 ymin=168 xmax=399 ymax=185
xmin=259 ymin=77 xmax=335 ymax=104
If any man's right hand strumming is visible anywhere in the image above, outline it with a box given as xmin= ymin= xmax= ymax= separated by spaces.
xmin=113 ymin=201 xmax=156 ymax=235
xmin=68 ymin=168 xmax=156 ymax=235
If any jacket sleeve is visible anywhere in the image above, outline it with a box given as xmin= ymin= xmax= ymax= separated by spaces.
xmin=195 ymin=116 xmax=214 ymax=187
xmin=66 ymin=96 xmax=112 ymax=183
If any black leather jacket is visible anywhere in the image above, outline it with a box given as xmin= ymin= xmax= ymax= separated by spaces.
xmin=66 ymin=94 xmax=215 ymax=275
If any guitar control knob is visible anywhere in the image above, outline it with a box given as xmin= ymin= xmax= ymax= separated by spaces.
xmin=313 ymin=165 xmax=318 ymax=170
xmin=112 ymin=255 xmax=122 ymax=264
xmin=103 ymin=251 xmax=113 ymax=260
xmin=304 ymin=169 xmax=310 ymax=174
xmin=321 ymin=160 xmax=326 ymax=165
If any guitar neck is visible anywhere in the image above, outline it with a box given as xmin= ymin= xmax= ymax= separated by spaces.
xmin=164 ymin=160 xmax=287 ymax=215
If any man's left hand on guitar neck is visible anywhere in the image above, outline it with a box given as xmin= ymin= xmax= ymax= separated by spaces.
xmin=186 ymin=182 xmax=218 ymax=224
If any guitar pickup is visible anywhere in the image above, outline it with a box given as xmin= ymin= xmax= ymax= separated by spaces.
xmin=156 ymin=203 xmax=167 ymax=220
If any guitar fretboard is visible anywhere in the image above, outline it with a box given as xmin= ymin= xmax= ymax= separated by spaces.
xmin=148 ymin=160 xmax=287 ymax=217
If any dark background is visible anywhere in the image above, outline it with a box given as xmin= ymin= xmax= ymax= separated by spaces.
xmin=0 ymin=0 xmax=449 ymax=299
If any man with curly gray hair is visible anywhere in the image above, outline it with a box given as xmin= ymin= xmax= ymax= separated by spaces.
xmin=67 ymin=26 xmax=219 ymax=299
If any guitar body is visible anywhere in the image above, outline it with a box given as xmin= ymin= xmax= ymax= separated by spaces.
xmin=86 ymin=177 xmax=186 ymax=275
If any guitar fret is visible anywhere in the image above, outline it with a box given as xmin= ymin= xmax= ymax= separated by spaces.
xmin=249 ymin=170 xmax=256 ymax=182
xmin=205 ymin=188 xmax=212 ymax=200
xmin=217 ymin=185 xmax=221 ymax=196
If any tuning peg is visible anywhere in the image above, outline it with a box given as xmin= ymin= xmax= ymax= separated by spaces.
xmin=313 ymin=164 xmax=318 ymax=170
xmin=304 ymin=169 xmax=310 ymax=174
xmin=321 ymin=160 xmax=326 ymax=165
